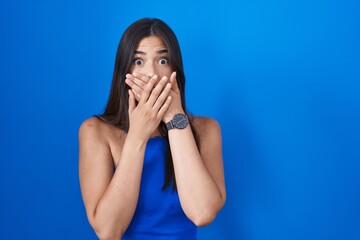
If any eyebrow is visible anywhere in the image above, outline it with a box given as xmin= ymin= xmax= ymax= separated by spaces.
xmin=134 ymin=49 xmax=168 ymax=55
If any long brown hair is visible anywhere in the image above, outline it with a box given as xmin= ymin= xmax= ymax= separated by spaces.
xmin=97 ymin=18 xmax=199 ymax=191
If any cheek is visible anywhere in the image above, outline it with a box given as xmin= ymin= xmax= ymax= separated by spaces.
xmin=129 ymin=65 xmax=137 ymax=74
xmin=158 ymin=67 xmax=173 ymax=79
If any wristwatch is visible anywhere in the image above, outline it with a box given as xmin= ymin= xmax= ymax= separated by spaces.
xmin=165 ymin=113 xmax=189 ymax=130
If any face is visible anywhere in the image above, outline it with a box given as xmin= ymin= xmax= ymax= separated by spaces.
xmin=130 ymin=35 xmax=173 ymax=80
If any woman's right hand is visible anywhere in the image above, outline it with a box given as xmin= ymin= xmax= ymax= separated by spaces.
xmin=127 ymin=75 xmax=172 ymax=141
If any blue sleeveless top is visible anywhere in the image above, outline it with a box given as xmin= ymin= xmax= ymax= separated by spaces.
xmin=122 ymin=136 xmax=197 ymax=240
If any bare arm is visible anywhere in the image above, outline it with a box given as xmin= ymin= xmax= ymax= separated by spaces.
xmin=163 ymin=72 xmax=226 ymax=226
xmin=167 ymin=117 xmax=226 ymax=226
xmin=79 ymin=75 xmax=172 ymax=239
xmin=79 ymin=121 xmax=147 ymax=239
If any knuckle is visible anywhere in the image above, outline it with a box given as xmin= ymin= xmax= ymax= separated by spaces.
xmin=151 ymin=89 xmax=159 ymax=96
xmin=146 ymin=83 xmax=154 ymax=91
xmin=149 ymin=113 xmax=157 ymax=120
xmin=143 ymin=88 xmax=151 ymax=94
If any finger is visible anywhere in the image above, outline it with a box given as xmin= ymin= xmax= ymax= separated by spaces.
xmin=132 ymin=72 xmax=151 ymax=84
xmin=128 ymin=89 xmax=135 ymax=113
xmin=170 ymin=71 xmax=179 ymax=93
xmin=132 ymin=89 xmax=141 ymax=101
xmin=157 ymin=96 xmax=172 ymax=119
xmin=125 ymin=77 xmax=143 ymax=95
xmin=152 ymin=82 xmax=172 ymax=111
xmin=126 ymin=73 xmax=147 ymax=90
xmin=139 ymin=75 xmax=158 ymax=104
xmin=147 ymin=76 xmax=168 ymax=106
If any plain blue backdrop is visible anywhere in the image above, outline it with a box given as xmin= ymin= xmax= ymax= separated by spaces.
xmin=1 ymin=0 xmax=359 ymax=239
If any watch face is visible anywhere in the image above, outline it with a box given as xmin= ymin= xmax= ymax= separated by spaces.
xmin=173 ymin=114 xmax=189 ymax=129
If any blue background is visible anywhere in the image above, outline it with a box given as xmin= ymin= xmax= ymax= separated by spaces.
xmin=1 ymin=0 xmax=359 ymax=239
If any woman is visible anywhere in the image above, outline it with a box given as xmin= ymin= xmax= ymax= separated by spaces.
xmin=79 ymin=18 xmax=226 ymax=240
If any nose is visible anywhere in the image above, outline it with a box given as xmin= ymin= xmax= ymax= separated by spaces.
xmin=141 ymin=62 xmax=157 ymax=79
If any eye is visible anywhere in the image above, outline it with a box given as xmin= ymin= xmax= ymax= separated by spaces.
xmin=133 ymin=58 xmax=143 ymax=65
xmin=158 ymin=57 xmax=169 ymax=65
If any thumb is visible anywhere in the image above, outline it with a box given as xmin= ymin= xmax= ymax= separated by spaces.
xmin=170 ymin=71 xmax=179 ymax=93
xmin=128 ymin=89 xmax=135 ymax=113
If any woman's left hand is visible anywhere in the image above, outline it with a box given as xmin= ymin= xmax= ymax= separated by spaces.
xmin=125 ymin=71 xmax=184 ymax=123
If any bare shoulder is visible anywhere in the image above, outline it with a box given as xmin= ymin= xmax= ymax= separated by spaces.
xmin=190 ymin=116 xmax=222 ymax=154
xmin=79 ymin=117 xmax=127 ymax=167
xmin=79 ymin=116 xmax=112 ymax=132
xmin=79 ymin=117 xmax=103 ymax=134
xmin=78 ymin=117 xmax=112 ymax=165
xmin=190 ymin=115 xmax=222 ymax=140
xmin=79 ymin=116 xmax=125 ymax=143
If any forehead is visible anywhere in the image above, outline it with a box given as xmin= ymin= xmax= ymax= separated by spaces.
xmin=136 ymin=35 xmax=166 ymax=51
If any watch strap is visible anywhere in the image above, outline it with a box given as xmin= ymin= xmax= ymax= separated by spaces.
xmin=165 ymin=120 xmax=174 ymax=130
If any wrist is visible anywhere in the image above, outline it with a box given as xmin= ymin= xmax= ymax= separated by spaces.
xmin=126 ymin=130 xmax=149 ymax=145
xmin=163 ymin=113 xmax=189 ymax=131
